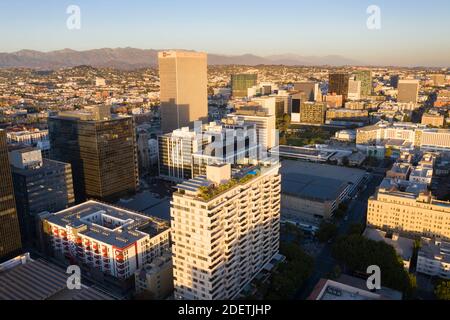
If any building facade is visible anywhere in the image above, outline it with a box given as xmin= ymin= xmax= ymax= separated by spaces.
xmin=10 ymin=148 xmax=75 ymax=248
xmin=367 ymin=189 xmax=450 ymax=240
xmin=0 ymin=130 xmax=22 ymax=262
xmin=300 ymin=102 xmax=327 ymax=124
xmin=231 ymin=74 xmax=258 ymax=98
xmin=171 ymin=162 xmax=281 ymax=300
xmin=329 ymin=72 xmax=350 ymax=101
xmin=48 ymin=106 xmax=139 ymax=203
xmin=159 ymin=51 xmax=208 ymax=133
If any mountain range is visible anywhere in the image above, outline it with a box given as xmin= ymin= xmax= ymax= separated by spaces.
xmin=0 ymin=48 xmax=363 ymax=70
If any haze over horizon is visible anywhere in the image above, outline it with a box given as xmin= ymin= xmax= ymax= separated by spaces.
xmin=0 ymin=0 xmax=449 ymax=67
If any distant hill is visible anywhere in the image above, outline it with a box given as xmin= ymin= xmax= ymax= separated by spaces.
xmin=0 ymin=48 xmax=364 ymax=70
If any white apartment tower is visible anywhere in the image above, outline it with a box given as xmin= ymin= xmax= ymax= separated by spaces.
xmin=171 ymin=162 xmax=281 ymax=300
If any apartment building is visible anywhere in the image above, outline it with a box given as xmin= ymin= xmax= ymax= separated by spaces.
xmin=417 ymin=238 xmax=450 ymax=279
xmin=42 ymin=201 xmax=170 ymax=290
xmin=422 ymin=113 xmax=445 ymax=128
xmin=171 ymin=162 xmax=281 ymax=300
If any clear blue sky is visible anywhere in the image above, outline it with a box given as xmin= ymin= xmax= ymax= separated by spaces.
xmin=0 ymin=0 xmax=449 ymax=66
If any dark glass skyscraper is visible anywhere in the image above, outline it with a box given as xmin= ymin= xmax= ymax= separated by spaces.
xmin=328 ymin=72 xmax=350 ymax=101
xmin=10 ymin=147 xmax=75 ymax=248
xmin=0 ymin=130 xmax=22 ymax=262
xmin=231 ymin=74 xmax=257 ymax=98
xmin=48 ymin=106 xmax=138 ymax=203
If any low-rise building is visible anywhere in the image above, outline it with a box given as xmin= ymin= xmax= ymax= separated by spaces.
xmin=417 ymin=238 xmax=450 ymax=279
xmin=135 ymin=251 xmax=173 ymax=299
xmin=41 ymin=201 xmax=170 ymax=293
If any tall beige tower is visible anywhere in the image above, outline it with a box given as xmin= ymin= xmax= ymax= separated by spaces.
xmin=158 ymin=51 xmax=208 ymax=133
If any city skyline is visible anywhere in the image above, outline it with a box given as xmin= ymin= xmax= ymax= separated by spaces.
xmin=0 ymin=0 xmax=449 ymax=67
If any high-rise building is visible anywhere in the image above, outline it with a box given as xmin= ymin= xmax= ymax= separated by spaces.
xmin=328 ymin=72 xmax=350 ymax=101
xmin=159 ymin=51 xmax=208 ymax=133
xmin=348 ymin=79 xmax=362 ymax=101
xmin=48 ymin=105 xmax=138 ymax=203
xmin=354 ymin=70 xmax=373 ymax=97
xmin=390 ymin=75 xmax=400 ymax=89
xmin=397 ymin=80 xmax=420 ymax=104
xmin=431 ymin=74 xmax=446 ymax=87
xmin=158 ymin=127 xmax=209 ymax=182
xmin=171 ymin=162 xmax=281 ymax=300
xmin=41 ymin=201 xmax=170 ymax=292
xmin=9 ymin=147 xmax=75 ymax=248
xmin=294 ymin=81 xmax=321 ymax=102
xmin=300 ymin=102 xmax=328 ymax=124
xmin=0 ymin=130 xmax=22 ymax=262
xmin=231 ymin=74 xmax=258 ymax=98
xmin=227 ymin=108 xmax=277 ymax=152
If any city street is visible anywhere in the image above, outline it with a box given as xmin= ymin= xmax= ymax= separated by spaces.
xmin=295 ymin=172 xmax=385 ymax=299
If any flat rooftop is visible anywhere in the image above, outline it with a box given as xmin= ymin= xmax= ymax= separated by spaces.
xmin=0 ymin=256 xmax=116 ymax=300
xmin=45 ymin=200 xmax=169 ymax=248
xmin=282 ymin=173 xmax=347 ymax=202
xmin=420 ymin=238 xmax=450 ymax=263
xmin=363 ymin=228 xmax=414 ymax=262
xmin=281 ymin=160 xmax=366 ymax=186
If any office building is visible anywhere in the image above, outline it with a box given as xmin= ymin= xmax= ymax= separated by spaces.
xmin=6 ymin=129 xmax=48 ymax=145
xmin=159 ymin=51 xmax=208 ymax=133
xmin=171 ymin=162 xmax=281 ymax=300
xmin=48 ymin=105 xmax=138 ymax=203
xmin=158 ymin=127 xmax=209 ymax=182
xmin=294 ymin=81 xmax=321 ymax=102
xmin=390 ymin=75 xmax=400 ymax=89
xmin=227 ymin=109 xmax=277 ymax=152
xmin=9 ymin=148 xmax=74 ymax=248
xmin=300 ymin=102 xmax=327 ymax=124
xmin=422 ymin=113 xmax=445 ymax=127
xmin=354 ymin=70 xmax=373 ymax=97
xmin=329 ymin=72 xmax=350 ymax=101
xmin=397 ymin=80 xmax=420 ymax=104
xmin=347 ymin=79 xmax=361 ymax=100
xmin=0 ymin=130 xmax=22 ymax=262
xmin=367 ymin=185 xmax=450 ymax=240
xmin=231 ymin=74 xmax=258 ymax=98
xmin=42 ymin=201 xmax=170 ymax=290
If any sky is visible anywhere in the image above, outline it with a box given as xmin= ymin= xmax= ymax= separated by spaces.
xmin=0 ymin=0 xmax=449 ymax=66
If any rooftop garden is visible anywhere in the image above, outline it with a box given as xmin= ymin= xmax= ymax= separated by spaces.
xmin=198 ymin=169 xmax=261 ymax=201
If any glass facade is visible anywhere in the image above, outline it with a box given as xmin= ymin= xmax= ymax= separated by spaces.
xmin=48 ymin=116 xmax=138 ymax=203
xmin=231 ymin=74 xmax=257 ymax=98
xmin=0 ymin=130 xmax=22 ymax=262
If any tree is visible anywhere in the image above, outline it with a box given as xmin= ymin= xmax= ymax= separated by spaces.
xmin=435 ymin=281 xmax=450 ymax=300
xmin=332 ymin=234 xmax=414 ymax=296
xmin=316 ymin=222 xmax=338 ymax=243
xmin=347 ymin=223 xmax=365 ymax=236
xmin=263 ymin=242 xmax=314 ymax=300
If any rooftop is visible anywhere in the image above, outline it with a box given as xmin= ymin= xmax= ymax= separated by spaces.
xmin=45 ymin=200 xmax=169 ymax=248
xmin=0 ymin=254 xmax=116 ymax=300
xmin=419 ymin=238 xmax=450 ymax=264
xmin=363 ymin=228 xmax=414 ymax=262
